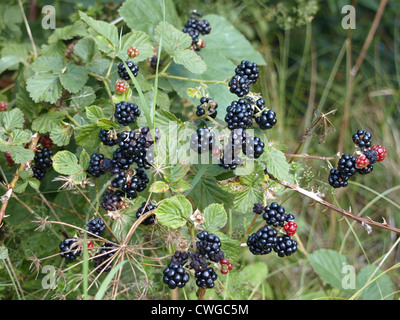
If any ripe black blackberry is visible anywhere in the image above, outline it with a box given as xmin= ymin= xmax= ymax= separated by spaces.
xmin=352 ymin=129 xmax=372 ymax=151
xmin=149 ymin=55 xmax=162 ymax=70
xmin=262 ymin=202 xmax=287 ymax=227
xmin=235 ymin=60 xmax=259 ymax=84
xmin=195 ymin=267 xmax=218 ymax=288
xmin=99 ymin=129 xmax=119 ymax=146
xmin=218 ymin=154 xmax=242 ymax=170
xmin=273 ymin=235 xmax=298 ymax=257
xmin=87 ymin=153 xmax=113 ymax=177
xmin=59 ymin=237 xmax=81 ymax=260
xmin=357 ymin=164 xmax=374 ymax=175
xmin=111 ymin=165 xmax=127 ymax=188
xmin=114 ymin=101 xmax=141 ymax=126
xmin=253 ymin=203 xmax=264 ymax=215
xmin=228 ymin=74 xmax=250 ymax=97
xmin=196 ymin=231 xmax=222 ymax=262
xmin=328 ymin=168 xmax=349 ymax=188
xmin=254 ymin=98 xmax=277 ymax=130
xmin=118 ymin=61 xmax=139 ymax=80
xmin=224 ymin=99 xmax=254 ymax=130
xmin=247 ymin=225 xmax=278 ymax=255
xmin=171 ymin=251 xmax=189 ymax=266
xmin=86 ymin=217 xmax=106 ymax=238
xmin=101 ymin=190 xmax=124 ymax=211
xmin=242 ymin=134 xmax=264 ymax=159
xmin=121 ymin=169 xmax=149 ymax=200
xmin=94 ymin=242 xmax=117 ymax=273
xmin=182 ymin=27 xmax=200 ymax=45
xmin=190 ymin=127 xmax=215 ymax=154
xmin=32 ymin=148 xmax=53 ymax=180
xmin=247 ymin=233 xmax=270 ymax=255
xmin=195 ymin=97 xmax=218 ymax=119
xmin=196 ymin=19 xmax=211 ymax=35
xmin=136 ymin=201 xmax=157 ymax=225
xmin=337 ymin=154 xmax=357 ymax=177
xmin=189 ymin=252 xmax=210 ymax=271
xmin=364 ymin=149 xmax=378 ymax=165
xmin=162 ymin=262 xmax=190 ymax=289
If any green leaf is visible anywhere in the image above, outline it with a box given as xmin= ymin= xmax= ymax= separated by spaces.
xmin=86 ymin=106 xmax=105 ymax=123
xmin=2 ymin=109 xmax=24 ymax=131
xmin=70 ymin=86 xmax=96 ymax=111
xmin=74 ymin=38 xmax=96 ymax=63
xmin=233 ymin=186 xmax=262 ymax=213
xmin=118 ymin=30 xmax=154 ymax=62
xmin=155 ymin=195 xmax=192 ymax=229
xmin=0 ymin=56 xmax=24 ymax=74
xmin=75 ymin=124 xmax=101 ymax=149
xmin=59 ymin=63 xmax=89 ymax=94
xmin=155 ymin=21 xmax=192 ymax=55
xmin=262 ymin=147 xmax=290 ymax=180
xmin=356 ymin=265 xmax=394 ymax=300
xmin=239 ymin=262 xmax=269 ymax=287
xmin=32 ymin=110 xmax=68 ymax=133
xmin=96 ymin=118 xmax=118 ymax=130
xmin=170 ymin=179 xmax=191 ymax=194
xmin=26 ymin=73 xmax=62 ymax=104
xmin=119 ymin=0 xmax=181 ymax=37
xmin=11 ymin=129 xmax=31 ymax=145
xmin=14 ymin=180 xmax=29 ymax=193
xmin=31 ymin=56 xmax=64 ymax=74
xmin=49 ymin=125 xmax=71 ymax=146
xmin=8 ymin=145 xmax=34 ymax=164
xmin=203 ymin=203 xmax=227 ymax=231
xmin=48 ymin=21 xmax=87 ymax=44
xmin=28 ymin=178 xmax=40 ymax=190
xmin=79 ymin=149 xmax=90 ymax=171
xmin=150 ymin=181 xmax=170 ymax=193
xmin=308 ymin=249 xmax=348 ymax=290
xmin=0 ymin=247 xmax=8 ymax=260
xmin=52 ymin=151 xmax=82 ymax=175
xmin=174 ymin=49 xmax=207 ymax=74
xmin=214 ymin=231 xmax=240 ymax=264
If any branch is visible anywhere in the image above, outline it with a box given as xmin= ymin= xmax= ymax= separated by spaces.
xmin=275 ymin=179 xmax=400 ymax=235
xmin=0 ymin=133 xmax=40 ymax=226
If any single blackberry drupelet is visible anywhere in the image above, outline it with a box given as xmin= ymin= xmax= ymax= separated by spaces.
xmin=337 ymin=154 xmax=357 ymax=177
xmin=136 ymin=201 xmax=157 ymax=225
xmin=196 ymin=231 xmax=222 ymax=262
xmin=101 ymin=190 xmax=124 ymax=211
xmin=352 ymin=129 xmax=372 ymax=151
xmin=86 ymin=217 xmax=106 ymax=238
xmin=99 ymin=129 xmax=119 ymax=146
xmin=196 ymin=97 xmax=218 ymax=119
xmin=171 ymin=251 xmax=189 ymax=266
xmin=254 ymin=98 xmax=277 ymax=130
xmin=114 ymin=101 xmax=141 ymax=126
xmin=363 ymin=149 xmax=378 ymax=165
xmin=234 ymin=60 xmax=259 ymax=84
xmin=59 ymin=237 xmax=81 ymax=260
xmin=118 ymin=61 xmax=139 ymax=80
xmin=94 ymin=242 xmax=117 ymax=273
xmin=328 ymin=168 xmax=349 ymax=188
xmin=195 ymin=267 xmax=218 ymax=289
xmin=262 ymin=202 xmax=287 ymax=227
xmin=87 ymin=153 xmax=113 ymax=177
xmin=225 ymin=99 xmax=254 ymax=130
xmin=228 ymin=74 xmax=250 ymax=97
xmin=190 ymin=127 xmax=215 ymax=154
xmin=162 ymin=262 xmax=190 ymax=289
xmin=274 ymin=235 xmax=298 ymax=257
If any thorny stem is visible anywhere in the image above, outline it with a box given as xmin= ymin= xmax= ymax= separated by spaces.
xmin=0 ymin=133 xmax=40 ymax=226
xmin=275 ymin=179 xmax=400 ymax=235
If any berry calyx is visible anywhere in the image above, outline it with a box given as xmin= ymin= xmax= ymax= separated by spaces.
xmin=371 ymin=145 xmax=387 ymax=162
xmin=115 ymin=81 xmax=128 ymax=95
xmin=356 ymin=155 xmax=370 ymax=169
xmin=127 ymin=46 xmax=139 ymax=58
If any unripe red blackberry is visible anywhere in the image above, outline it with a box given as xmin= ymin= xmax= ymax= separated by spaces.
xmin=371 ymin=145 xmax=387 ymax=162
xmin=356 ymin=155 xmax=370 ymax=169
xmin=0 ymin=101 xmax=8 ymax=111
xmin=127 ymin=46 xmax=139 ymax=58
xmin=115 ymin=81 xmax=128 ymax=95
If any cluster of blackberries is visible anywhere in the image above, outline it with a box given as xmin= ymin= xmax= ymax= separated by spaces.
xmin=182 ymin=12 xmax=211 ymax=50
xmin=218 ymin=128 xmax=265 ymax=170
xmin=190 ymin=127 xmax=215 ymax=154
xmin=195 ymin=97 xmax=218 ymax=119
xmin=32 ymin=147 xmax=53 ymax=180
xmin=118 ymin=61 xmax=139 ymax=80
xmin=329 ymin=130 xmax=387 ymax=188
xmin=228 ymin=60 xmax=259 ymax=97
xmin=162 ymin=231 xmax=229 ymax=290
xmin=247 ymin=203 xmax=298 ymax=257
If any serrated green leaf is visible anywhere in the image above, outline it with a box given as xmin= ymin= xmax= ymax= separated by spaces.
xmin=203 ymin=203 xmax=227 ymax=231
xmin=8 ymin=145 xmax=34 ymax=164
xmin=170 ymin=179 xmax=191 ymax=194
xmin=214 ymin=231 xmax=240 ymax=264
xmin=49 ymin=125 xmax=71 ymax=146
xmin=2 ymin=109 xmax=24 ymax=131
xmin=60 ymin=63 xmax=88 ymax=94
xmin=52 ymin=151 xmax=82 ymax=175
xmin=14 ymin=180 xmax=29 ymax=193
xmin=26 ymin=73 xmax=62 ymax=104
xmin=233 ymin=186 xmax=262 ymax=213
xmin=308 ymin=249 xmax=348 ymax=290
xmin=240 ymin=262 xmax=269 ymax=287
xmin=96 ymin=118 xmax=118 ymax=130
xmin=356 ymin=265 xmax=394 ymax=300
xmin=31 ymin=56 xmax=64 ymax=74
xmin=31 ymin=110 xmax=68 ymax=133
xmin=150 ymin=181 xmax=170 ymax=193
xmin=86 ymin=106 xmax=105 ymax=123
xmin=74 ymin=38 xmax=96 ymax=63
xmin=118 ymin=30 xmax=153 ymax=62
xmin=0 ymin=56 xmax=24 ymax=74
xmin=174 ymin=49 xmax=207 ymax=74
xmin=11 ymin=129 xmax=31 ymax=145
xmin=70 ymin=86 xmax=96 ymax=111
xmin=155 ymin=195 xmax=192 ymax=229
xmin=155 ymin=21 xmax=192 ymax=55
xmin=75 ymin=124 xmax=101 ymax=149
xmin=262 ymin=147 xmax=290 ymax=180
xmin=28 ymin=178 xmax=40 ymax=190
xmin=79 ymin=149 xmax=90 ymax=171
xmin=48 ymin=21 xmax=87 ymax=44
